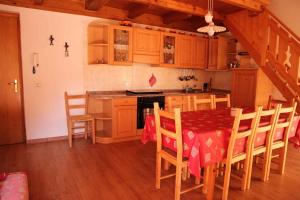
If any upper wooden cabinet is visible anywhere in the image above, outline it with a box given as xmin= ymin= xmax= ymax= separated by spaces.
xmin=133 ymin=28 xmax=160 ymax=64
xmin=207 ymin=36 xmax=236 ymax=70
xmin=160 ymin=32 xmax=178 ymax=67
xmin=192 ymin=36 xmax=207 ymax=69
xmin=207 ymin=37 xmax=219 ymax=69
xmin=178 ymin=35 xmax=208 ymax=69
xmin=109 ymin=25 xmax=133 ymax=65
xmin=178 ymin=35 xmax=193 ymax=67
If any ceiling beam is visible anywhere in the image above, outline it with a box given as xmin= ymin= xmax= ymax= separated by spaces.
xmin=34 ymin=0 xmax=43 ymax=5
xmin=219 ymin=0 xmax=269 ymax=11
xmin=128 ymin=4 xmax=152 ymax=19
xmin=163 ymin=12 xmax=192 ymax=24
xmin=85 ymin=0 xmax=110 ymax=11
xmin=128 ymin=0 xmax=222 ymax=19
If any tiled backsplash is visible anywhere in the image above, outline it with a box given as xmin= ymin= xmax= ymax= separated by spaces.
xmin=83 ymin=63 xmax=224 ymax=91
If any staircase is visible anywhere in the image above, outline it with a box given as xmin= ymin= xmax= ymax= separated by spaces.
xmin=224 ymin=8 xmax=300 ymax=111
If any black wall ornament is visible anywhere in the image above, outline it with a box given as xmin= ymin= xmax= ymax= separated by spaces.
xmin=64 ymin=42 xmax=69 ymax=57
xmin=49 ymin=35 xmax=54 ymax=46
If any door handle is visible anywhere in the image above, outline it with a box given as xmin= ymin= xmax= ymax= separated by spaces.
xmin=8 ymin=79 xmax=18 ymax=93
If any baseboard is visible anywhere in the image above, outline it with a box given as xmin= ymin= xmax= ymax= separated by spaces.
xmin=26 ymin=134 xmax=84 ymax=144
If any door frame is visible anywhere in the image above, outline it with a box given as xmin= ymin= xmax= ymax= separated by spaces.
xmin=0 ymin=11 xmax=26 ymax=143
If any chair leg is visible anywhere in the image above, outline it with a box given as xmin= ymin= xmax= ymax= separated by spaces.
xmin=175 ymin=163 xmax=182 ymax=200
xmin=92 ymin=119 xmax=96 ymax=144
xmin=156 ymin=153 xmax=162 ymax=189
xmin=164 ymin=160 xmax=170 ymax=170
xmin=278 ymin=147 xmax=288 ymax=174
xmin=68 ymin=121 xmax=73 ymax=148
xmin=246 ymin=157 xmax=254 ymax=190
xmin=222 ymin=163 xmax=232 ymax=200
xmin=241 ymin=160 xmax=249 ymax=191
xmin=202 ymin=167 xmax=209 ymax=194
xmin=262 ymin=151 xmax=270 ymax=182
xmin=182 ymin=166 xmax=188 ymax=181
xmin=84 ymin=121 xmax=88 ymax=139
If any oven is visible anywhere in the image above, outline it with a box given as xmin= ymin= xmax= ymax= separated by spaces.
xmin=137 ymin=96 xmax=165 ymax=129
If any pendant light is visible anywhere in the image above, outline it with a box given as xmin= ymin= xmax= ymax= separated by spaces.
xmin=197 ymin=0 xmax=226 ymax=36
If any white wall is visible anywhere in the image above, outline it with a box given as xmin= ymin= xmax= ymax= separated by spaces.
xmin=268 ymin=0 xmax=300 ymax=36
xmin=0 ymin=4 xmax=214 ymax=140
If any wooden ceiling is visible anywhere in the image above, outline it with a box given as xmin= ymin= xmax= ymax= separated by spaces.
xmin=0 ymin=0 xmax=269 ymax=32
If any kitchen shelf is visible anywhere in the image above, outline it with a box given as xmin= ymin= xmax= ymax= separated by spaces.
xmin=87 ymin=23 xmax=109 ymax=65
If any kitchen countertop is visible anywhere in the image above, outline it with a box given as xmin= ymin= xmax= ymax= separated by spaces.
xmin=88 ymin=89 xmax=230 ymax=99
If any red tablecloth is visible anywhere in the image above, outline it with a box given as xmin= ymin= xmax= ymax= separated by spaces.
xmin=141 ymin=108 xmax=300 ymax=178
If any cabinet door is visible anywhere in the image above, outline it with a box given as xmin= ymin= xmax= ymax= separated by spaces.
xmin=109 ymin=25 xmax=132 ymax=65
xmin=231 ymin=69 xmax=257 ymax=108
xmin=114 ymin=105 xmax=137 ymax=138
xmin=217 ymin=37 xmax=228 ymax=70
xmin=178 ymin=35 xmax=193 ymax=67
xmin=193 ymin=37 xmax=207 ymax=69
xmin=160 ymin=32 xmax=178 ymax=67
xmin=207 ymin=38 xmax=218 ymax=69
xmin=133 ymin=28 xmax=160 ymax=64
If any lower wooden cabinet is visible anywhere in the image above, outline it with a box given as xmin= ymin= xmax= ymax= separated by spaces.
xmin=231 ymin=68 xmax=257 ymax=108
xmin=113 ymin=105 xmax=137 ymax=138
xmin=112 ymin=98 xmax=137 ymax=138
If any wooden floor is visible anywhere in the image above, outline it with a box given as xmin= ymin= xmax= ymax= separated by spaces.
xmin=1 ymin=139 xmax=300 ymax=200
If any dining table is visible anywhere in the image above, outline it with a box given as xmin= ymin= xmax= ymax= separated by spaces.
xmin=141 ymin=107 xmax=300 ymax=199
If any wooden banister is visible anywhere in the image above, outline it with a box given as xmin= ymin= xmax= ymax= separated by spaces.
xmin=265 ymin=9 xmax=300 ymax=43
xmin=225 ymin=8 xmax=300 ymax=112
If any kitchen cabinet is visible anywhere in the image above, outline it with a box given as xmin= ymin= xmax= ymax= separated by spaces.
xmin=178 ymin=35 xmax=208 ymax=69
xmin=208 ymin=36 xmax=235 ymax=70
xmin=192 ymin=36 xmax=208 ymax=69
xmin=160 ymin=32 xmax=178 ymax=67
xmin=109 ymin=25 xmax=133 ymax=65
xmin=112 ymin=98 xmax=137 ymax=138
xmin=231 ymin=68 xmax=257 ymax=108
xmin=133 ymin=28 xmax=160 ymax=64
xmin=178 ymin=35 xmax=193 ymax=67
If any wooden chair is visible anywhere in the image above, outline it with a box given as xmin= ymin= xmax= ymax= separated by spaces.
xmin=267 ymin=95 xmax=295 ymax=109
xmin=214 ymin=94 xmax=231 ymax=109
xmin=217 ymin=108 xmax=260 ymax=200
xmin=193 ymin=94 xmax=214 ymax=111
xmin=64 ymin=92 xmax=95 ymax=147
xmin=264 ymin=102 xmax=297 ymax=180
xmin=154 ymin=103 xmax=203 ymax=200
xmin=246 ymin=105 xmax=280 ymax=189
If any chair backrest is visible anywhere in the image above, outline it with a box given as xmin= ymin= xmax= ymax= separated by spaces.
xmin=253 ymin=105 xmax=281 ymax=149
xmin=267 ymin=95 xmax=295 ymax=109
xmin=166 ymin=96 xmax=182 ymax=112
xmin=271 ymin=102 xmax=297 ymax=144
xmin=214 ymin=94 xmax=231 ymax=109
xmin=193 ymin=94 xmax=214 ymax=111
xmin=226 ymin=107 xmax=261 ymax=164
xmin=64 ymin=92 xmax=89 ymax=119
xmin=154 ymin=102 xmax=183 ymax=160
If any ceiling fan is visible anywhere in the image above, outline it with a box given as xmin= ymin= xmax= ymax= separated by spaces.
xmin=197 ymin=0 xmax=226 ymax=36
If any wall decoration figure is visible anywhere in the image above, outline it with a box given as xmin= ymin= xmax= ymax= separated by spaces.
xmin=49 ymin=35 xmax=54 ymax=45
xmin=64 ymin=42 xmax=69 ymax=57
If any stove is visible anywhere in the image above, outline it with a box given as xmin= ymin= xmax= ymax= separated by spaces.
xmin=125 ymin=90 xmax=163 ymax=96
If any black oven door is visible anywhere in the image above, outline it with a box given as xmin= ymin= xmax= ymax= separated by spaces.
xmin=137 ymin=96 xmax=165 ymax=129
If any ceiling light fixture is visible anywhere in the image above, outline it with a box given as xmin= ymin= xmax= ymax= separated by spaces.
xmin=197 ymin=0 xmax=226 ymax=36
